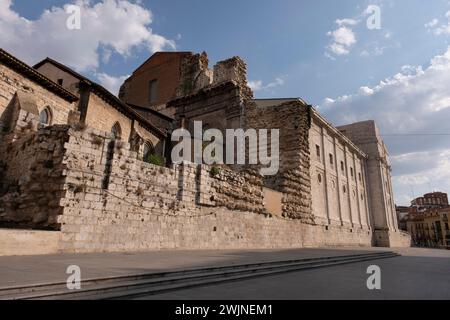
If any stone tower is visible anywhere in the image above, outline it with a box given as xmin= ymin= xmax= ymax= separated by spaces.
xmin=337 ymin=120 xmax=409 ymax=247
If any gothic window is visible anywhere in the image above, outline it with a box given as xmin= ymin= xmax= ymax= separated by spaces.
xmin=111 ymin=122 xmax=122 ymax=140
xmin=39 ymin=107 xmax=52 ymax=126
xmin=143 ymin=141 xmax=155 ymax=163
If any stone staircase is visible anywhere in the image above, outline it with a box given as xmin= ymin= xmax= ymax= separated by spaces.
xmin=0 ymin=251 xmax=399 ymax=300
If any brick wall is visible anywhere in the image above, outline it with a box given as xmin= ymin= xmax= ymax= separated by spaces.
xmin=119 ymin=52 xmax=189 ymax=108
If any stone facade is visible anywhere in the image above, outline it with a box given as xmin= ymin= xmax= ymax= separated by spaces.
xmin=309 ymin=109 xmax=371 ymax=231
xmin=336 ymin=120 xmax=410 ymax=247
xmin=0 ymin=47 xmax=411 ymax=254
xmin=33 ymin=57 xmax=167 ymax=161
xmin=0 ymin=52 xmax=77 ymax=127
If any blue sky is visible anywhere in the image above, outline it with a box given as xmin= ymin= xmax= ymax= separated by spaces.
xmin=2 ymin=0 xmax=450 ymax=205
xmin=8 ymin=0 xmax=448 ymax=102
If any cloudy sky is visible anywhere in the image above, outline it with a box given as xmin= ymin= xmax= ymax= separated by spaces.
xmin=1 ymin=0 xmax=450 ymax=205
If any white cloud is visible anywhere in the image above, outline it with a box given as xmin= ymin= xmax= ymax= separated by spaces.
xmin=425 ymin=18 xmax=439 ymax=29
xmin=95 ymin=72 xmax=129 ymax=96
xmin=360 ymin=43 xmax=386 ymax=57
xmin=335 ymin=18 xmax=359 ymax=26
xmin=326 ymin=26 xmax=357 ymax=56
xmin=248 ymin=80 xmax=263 ymax=91
xmin=326 ymin=16 xmax=358 ymax=58
xmin=0 ymin=0 xmax=175 ymax=73
xmin=319 ymin=46 xmax=450 ymax=205
xmin=249 ymin=77 xmax=285 ymax=92
xmin=358 ymin=86 xmax=374 ymax=96
xmin=425 ymin=12 xmax=450 ymax=35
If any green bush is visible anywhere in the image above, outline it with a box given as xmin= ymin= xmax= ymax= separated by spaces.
xmin=145 ymin=153 xmax=165 ymax=166
xmin=210 ymin=166 xmax=220 ymax=176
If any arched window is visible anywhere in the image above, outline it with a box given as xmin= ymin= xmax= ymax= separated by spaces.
xmin=111 ymin=122 xmax=122 ymax=140
xmin=39 ymin=107 xmax=52 ymax=126
xmin=143 ymin=141 xmax=155 ymax=163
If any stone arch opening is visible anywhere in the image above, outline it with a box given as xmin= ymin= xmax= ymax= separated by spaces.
xmin=143 ymin=140 xmax=155 ymax=163
xmin=39 ymin=107 xmax=52 ymax=126
xmin=111 ymin=122 xmax=122 ymax=140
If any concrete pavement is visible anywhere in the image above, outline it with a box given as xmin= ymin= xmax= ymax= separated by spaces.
xmin=141 ymin=248 xmax=450 ymax=300
xmin=0 ymin=246 xmax=448 ymax=300
xmin=0 ymin=247 xmax=395 ymax=288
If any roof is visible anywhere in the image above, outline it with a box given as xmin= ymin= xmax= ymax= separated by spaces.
xmin=127 ymin=103 xmax=174 ymax=133
xmin=33 ymin=57 xmax=166 ymax=138
xmin=127 ymin=103 xmax=174 ymax=121
xmin=0 ymin=48 xmax=78 ymax=103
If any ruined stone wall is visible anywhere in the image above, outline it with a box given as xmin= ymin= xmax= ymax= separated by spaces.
xmin=0 ymin=125 xmax=70 ymax=230
xmin=171 ymin=82 xmax=244 ymax=133
xmin=176 ymin=52 xmax=213 ymax=97
xmin=0 ymin=123 xmax=374 ymax=251
xmin=209 ymin=168 xmax=265 ymax=214
xmin=245 ymin=100 xmax=313 ymax=223
xmin=55 ymin=126 xmax=271 ymax=252
xmin=56 ymin=124 xmax=371 ymax=252
xmin=0 ymin=64 xmax=76 ymax=124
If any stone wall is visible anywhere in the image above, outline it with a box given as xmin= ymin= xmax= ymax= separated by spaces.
xmin=170 ymin=82 xmax=244 ymax=132
xmin=245 ymin=100 xmax=313 ymax=223
xmin=0 ymin=125 xmax=70 ymax=229
xmin=0 ymin=123 xmax=374 ymax=252
xmin=85 ymin=92 xmax=133 ymax=142
xmin=0 ymin=229 xmax=60 ymax=256
xmin=57 ymin=126 xmax=271 ymax=252
xmin=56 ymin=124 xmax=371 ymax=252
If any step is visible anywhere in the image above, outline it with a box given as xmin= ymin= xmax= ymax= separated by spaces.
xmin=1 ymin=251 xmax=390 ymax=298
xmin=99 ymin=253 xmax=400 ymax=300
xmin=0 ymin=251 xmax=398 ymax=300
